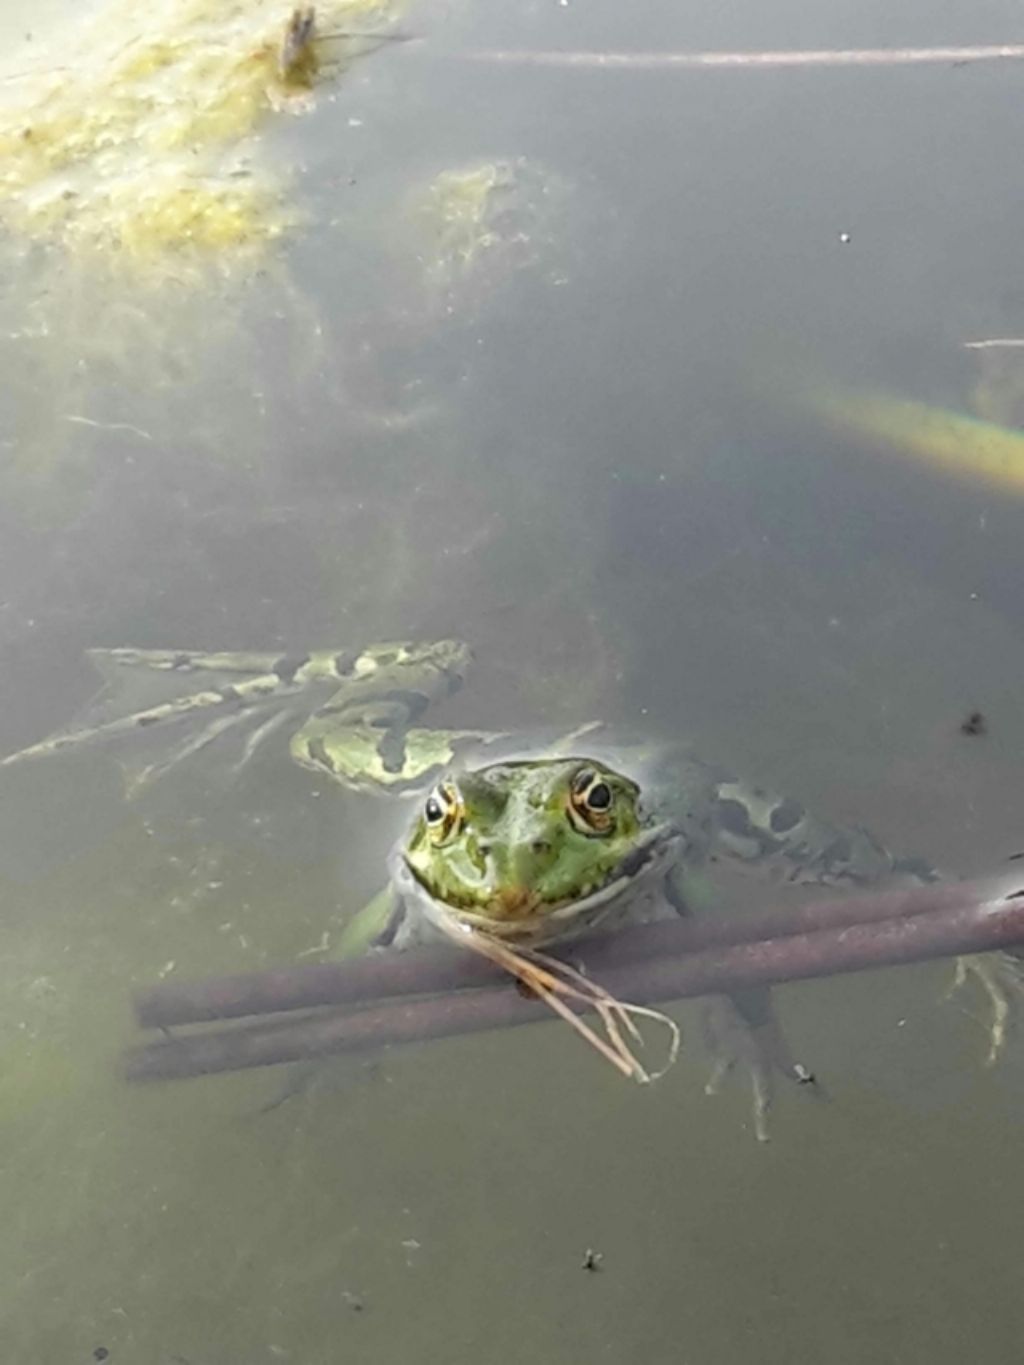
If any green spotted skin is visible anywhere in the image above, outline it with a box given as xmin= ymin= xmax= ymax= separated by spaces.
xmin=377 ymin=738 xmax=937 ymax=956
xmin=0 ymin=640 xmax=480 ymax=793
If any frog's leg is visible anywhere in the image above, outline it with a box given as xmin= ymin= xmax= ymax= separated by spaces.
xmin=0 ymin=647 xmax=335 ymax=768
xmin=259 ymin=884 xmax=405 ymax=1115
xmin=1 ymin=669 xmax=301 ymax=765
xmin=232 ymin=707 xmax=296 ymax=772
xmin=700 ymin=993 xmax=818 ymax=1143
xmin=708 ymin=778 xmax=938 ymax=888
xmin=946 ymin=951 xmax=1024 ymax=1065
xmin=665 ymin=863 xmax=818 ymax=1141
xmin=694 ymin=778 xmax=943 ymax=1137
xmin=121 ymin=709 xmax=263 ymax=797
xmin=2 ymin=644 xmax=452 ymax=774
xmin=662 ymin=749 xmax=943 ymax=1137
xmin=706 ymin=776 xmax=1024 ymax=1070
xmin=333 ymin=884 xmax=406 ymax=956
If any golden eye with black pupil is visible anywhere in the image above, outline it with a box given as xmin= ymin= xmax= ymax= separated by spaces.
xmin=568 ymin=768 xmax=615 ymax=835
xmin=424 ymin=781 xmax=462 ymax=844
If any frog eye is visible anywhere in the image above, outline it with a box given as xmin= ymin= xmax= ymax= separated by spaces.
xmin=424 ymin=780 xmax=463 ymax=844
xmin=567 ymin=768 xmax=615 ymax=835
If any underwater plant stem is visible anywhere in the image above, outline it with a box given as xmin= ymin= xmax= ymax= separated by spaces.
xmin=135 ymin=876 xmax=1010 ymax=1028
xmin=124 ymin=880 xmax=1024 ymax=1083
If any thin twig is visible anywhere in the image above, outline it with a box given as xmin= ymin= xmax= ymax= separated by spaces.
xmin=456 ymin=44 xmax=1024 ymax=71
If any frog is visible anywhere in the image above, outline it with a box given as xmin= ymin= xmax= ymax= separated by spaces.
xmin=327 ymin=735 xmax=946 ymax=1139
xmin=3 ymin=636 xmax=1019 ymax=1134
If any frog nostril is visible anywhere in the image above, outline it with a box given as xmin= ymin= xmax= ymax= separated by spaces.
xmin=531 ymin=840 xmax=552 ymax=855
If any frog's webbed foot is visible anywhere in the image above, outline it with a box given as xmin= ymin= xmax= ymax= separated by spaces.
xmin=946 ymin=951 xmax=1024 ymax=1066
xmin=257 ymin=1059 xmax=323 ymax=1115
xmin=700 ymin=990 xmax=818 ymax=1143
xmin=254 ymin=1055 xmax=384 ymax=1118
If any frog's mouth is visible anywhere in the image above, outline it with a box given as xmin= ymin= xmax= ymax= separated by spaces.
xmin=394 ymin=822 xmax=681 ymax=946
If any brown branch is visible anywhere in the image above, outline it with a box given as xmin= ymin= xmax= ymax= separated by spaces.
xmin=134 ymin=876 xmax=1012 ymax=1027
xmin=124 ymin=877 xmax=1024 ymax=1083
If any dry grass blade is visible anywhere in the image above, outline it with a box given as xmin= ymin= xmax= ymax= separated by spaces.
xmin=432 ymin=915 xmax=680 ymax=1083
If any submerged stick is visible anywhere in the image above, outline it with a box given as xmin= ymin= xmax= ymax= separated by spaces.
xmin=124 ymin=883 xmax=1024 ymax=1083
xmin=135 ymin=876 xmax=1010 ymax=1028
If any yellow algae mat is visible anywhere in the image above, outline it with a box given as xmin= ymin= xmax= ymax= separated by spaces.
xmin=0 ymin=0 xmax=400 ymax=270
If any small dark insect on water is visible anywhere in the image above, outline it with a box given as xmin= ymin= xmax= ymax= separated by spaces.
xmin=960 ymin=710 xmax=987 ymax=737
xmin=582 ymin=1248 xmax=604 ymax=1272
xmin=277 ymin=3 xmax=413 ymax=82
xmin=279 ymin=5 xmax=317 ymax=81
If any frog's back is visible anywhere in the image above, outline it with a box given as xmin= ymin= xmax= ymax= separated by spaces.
xmin=635 ymin=738 xmax=936 ymax=890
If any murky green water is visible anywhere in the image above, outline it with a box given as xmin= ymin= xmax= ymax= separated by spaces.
xmin=3 ymin=1 xmax=1024 ymax=1361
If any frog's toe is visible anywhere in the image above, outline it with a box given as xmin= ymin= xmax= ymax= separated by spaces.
xmin=255 ymin=1055 xmax=384 ymax=1117
xmin=947 ymin=951 xmax=1024 ymax=1066
xmin=701 ymin=1038 xmax=773 ymax=1144
xmin=700 ymin=993 xmax=818 ymax=1143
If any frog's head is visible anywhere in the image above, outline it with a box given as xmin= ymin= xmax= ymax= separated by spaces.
xmin=398 ymin=757 xmax=677 ymax=945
